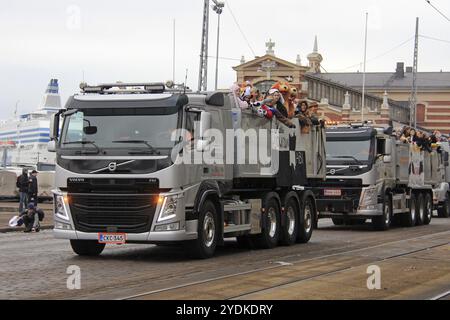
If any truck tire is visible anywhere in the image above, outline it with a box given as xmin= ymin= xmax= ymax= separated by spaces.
xmin=423 ymin=193 xmax=433 ymax=225
xmin=332 ymin=218 xmax=344 ymax=226
xmin=70 ymin=240 xmax=105 ymax=256
xmin=416 ymin=193 xmax=425 ymax=226
xmin=280 ymin=197 xmax=299 ymax=246
xmin=186 ymin=200 xmax=218 ymax=259
xmin=402 ymin=193 xmax=417 ymax=227
xmin=253 ymin=197 xmax=280 ymax=249
xmin=297 ymin=196 xmax=314 ymax=243
xmin=372 ymin=194 xmax=392 ymax=231
xmin=438 ymin=194 xmax=450 ymax=218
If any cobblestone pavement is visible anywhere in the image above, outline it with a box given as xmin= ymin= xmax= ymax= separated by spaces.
xmin=0 ymin=218 xmax=449 ymax=300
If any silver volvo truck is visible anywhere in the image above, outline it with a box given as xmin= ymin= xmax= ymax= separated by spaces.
xmin=314 ymin=124 xmax=449 ymax=230
xmin=48 ymin=82 xmax=326 ymax=258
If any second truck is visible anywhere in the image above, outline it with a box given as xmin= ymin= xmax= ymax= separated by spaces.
xmin=314 ymin=124 xmax=449 ymax=230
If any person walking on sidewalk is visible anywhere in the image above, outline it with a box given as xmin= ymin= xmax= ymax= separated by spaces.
xmin=20 ymin=203 xmax=45 ymax=233
xmin=16 ymin=168 xmax=29 ymax=213
xmin=28 ymin=170 xmax=39 ymax=206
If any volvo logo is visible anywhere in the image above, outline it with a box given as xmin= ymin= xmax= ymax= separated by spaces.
xmin=89 ymin=160 xmax=136 ymax=174
xmin=329 ymin=169 xmax=336 ymax=175
xmin=108 ymin=162 xmax=118 ymax=172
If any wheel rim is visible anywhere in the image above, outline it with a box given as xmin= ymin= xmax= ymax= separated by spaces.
xmin=427 ymin=197 xmax=432 ymax=220
xmin=304 ymin=204 xmax=312 ymax=234
xmin=203 ymin=212 xmax=215 ymax=248
xmin=268 ymin=207 xmax=277 ymax=238
xmin=286 ymin=206 xmax=296 ymax=236
xmin=419 ymin=200 xmax=425 ymax=221
xmin=384 ymin=202 xmax=391 ymax=225
xmin=410 ymin=199 xmax=416 ymax=221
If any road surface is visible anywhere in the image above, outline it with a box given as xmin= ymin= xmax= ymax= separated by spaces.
xmin=1 ymin=218 xmax=449 ymax=300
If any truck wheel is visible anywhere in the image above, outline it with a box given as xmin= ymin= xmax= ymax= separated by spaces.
xmin=416 ymin=193 xmax=425 ymax=226
xmin=70 ymin=240 xmax=105 ymax=256
xmin=423 ymin=193 xmax=433 ymax=225
xmin=372 ymin=194 xmax=392 ymax=231
xmin=332 ymin=218 xmax=344 ymax=226
xmin=297 ymin=197 xmax=314 ymax=243
xmin=253 ymin=197 xmax=280 ymax=249
xmin=402 ymin=193 xmax=417 ymax=227
xmin=187 ymin=200 xmax=218 ymax=259
xmin=280 ymin=198 xmax=299 ymax=246
xmin=438 ymin=194 xmax=450 ymax=218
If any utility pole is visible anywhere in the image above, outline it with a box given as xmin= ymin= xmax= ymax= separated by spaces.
xmin=410 ymin=17 xmax=419 ymax=128
xmin=198 ymin=0 xmax=210 ymax=92
xmin=212 ymin=1 xmax=225 ymax=91
xmin=361 ymin=13 xmax=368 ymax=123
xmin=172 ymin=19 xmax=176 ymax=82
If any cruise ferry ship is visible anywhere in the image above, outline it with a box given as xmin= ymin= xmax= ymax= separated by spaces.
xmin=0 ymin=79 xmax=61 ymax=170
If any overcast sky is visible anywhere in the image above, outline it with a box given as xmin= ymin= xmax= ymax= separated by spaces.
xmin=1 ymin=0 xmax=449 ymax=119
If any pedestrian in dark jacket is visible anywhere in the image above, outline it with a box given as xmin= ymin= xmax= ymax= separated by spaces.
xmin=16 ymin=169 xmax=29 ymax=213
xmin=20 ymin=203 xmax=45 ymax=233
xmin=28 ymin=170 xmax=39 ymax=206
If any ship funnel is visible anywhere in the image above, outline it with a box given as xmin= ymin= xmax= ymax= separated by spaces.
xmin=46 ymin=79 xmax=59 ymax=94
xmin=40 ymin=79 xmax=61 ymax=112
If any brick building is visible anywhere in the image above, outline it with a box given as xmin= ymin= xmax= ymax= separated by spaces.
xmin=313 ymin=63 xmax=450 ymax=134
xmin=234 ymin=38 xmax=450 ymax=133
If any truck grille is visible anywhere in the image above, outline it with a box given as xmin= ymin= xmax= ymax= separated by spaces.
xmin=69 ymin=194 xmax=157 ymax=233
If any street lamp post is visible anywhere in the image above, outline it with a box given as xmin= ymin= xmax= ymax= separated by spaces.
xmin=212 ymin=1 xmax=224 ymax=91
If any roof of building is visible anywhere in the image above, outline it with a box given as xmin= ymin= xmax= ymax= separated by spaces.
xmin=313 ymin=71 xmax=450 ymax=91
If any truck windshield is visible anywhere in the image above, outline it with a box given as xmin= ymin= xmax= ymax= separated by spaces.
xmin=61 ymin=108 xmax=179 ymax=151
xmin=326 ymin=139 xmax=372 ymax=162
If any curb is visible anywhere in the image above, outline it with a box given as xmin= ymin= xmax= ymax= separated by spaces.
xmin=0 ymin=225 xmax=54 ymax=233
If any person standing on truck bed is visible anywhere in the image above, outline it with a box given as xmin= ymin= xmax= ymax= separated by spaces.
xmin=269 ymin=89 xmax=289 ymax=118
xmin=28 ymin=170 xmax=39 ymax=207
xmin=16 ymin=168 xmax=29 ymax=213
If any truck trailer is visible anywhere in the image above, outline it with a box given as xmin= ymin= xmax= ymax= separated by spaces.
xmin=48 ymin=82 xmax=326 ymax=258
xmin=314 ymin=124 xmax=449 ymax=230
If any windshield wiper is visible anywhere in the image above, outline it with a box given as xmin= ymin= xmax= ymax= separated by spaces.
xmin=328 ymin=155 xmax=363 ymax=165
xmin=63 ymin=141 xmax=101 ymax=154
xmin=112 ymin=140 xmax=160 ymax=155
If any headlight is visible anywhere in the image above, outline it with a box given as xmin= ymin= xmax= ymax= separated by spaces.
xmin=360 ymin=188 xmax=378 ymax=207
xmin=55 ymin=195 xmax=69 ymax=221
xmin=158 ymin=196 xmax=179 ymax=222
xmin=55 ymin=221 xmax=72 ymax=230
xmin=154 ymin=222 xmax=180 ymax=232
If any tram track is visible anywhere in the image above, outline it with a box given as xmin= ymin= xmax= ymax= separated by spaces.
xmin=120 ymin=230 xmax=450 ymax=300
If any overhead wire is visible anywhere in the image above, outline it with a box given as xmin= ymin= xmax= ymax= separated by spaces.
xmin=224 ymin=0 xmax=257 ymax=57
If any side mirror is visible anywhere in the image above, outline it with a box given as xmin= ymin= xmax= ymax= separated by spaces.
xmin=199 ymin=112 xmax=211 ymax=139
xmin=384 ymin=139 xmax=392 ymax=156
xmin=50 ymin=113 xmax=60 ymax=141
xmin=47 ymin=140 xmax=56 ymax=153
xmin=196 ymin=140 xmax=210 ymax=152
xmin=383 ymin=155 xmax=392 ymax=164
xmin=196 ymin=112 xmax=212 ymax=152
xmin=83 ymin=126 xmax=98 ymax=135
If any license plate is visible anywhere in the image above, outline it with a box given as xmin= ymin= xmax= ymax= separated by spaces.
xmin=324 ymin=189 xmax=342 ymax=197
xmin=98 ymin=233 xmax=127 ymax=244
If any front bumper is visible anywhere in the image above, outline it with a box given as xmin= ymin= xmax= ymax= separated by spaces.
xmin=52 ymin=189 xmax=198 ymax=243
xmin=316 ymin=185 xmax=381 ymax=217
xmin=54 ymin=220 xmax=198 ymax=242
